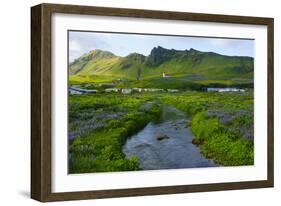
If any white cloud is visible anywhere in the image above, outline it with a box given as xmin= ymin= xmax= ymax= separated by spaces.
xmin=69 ymin=40 xmax=82 ymax=52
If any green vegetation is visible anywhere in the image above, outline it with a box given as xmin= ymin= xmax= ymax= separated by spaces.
xmin=69 ymin=94 xmax=161 ymax=173
xmin=161 ymin=91 xmax=254 ymax=166
xmin=68 ymin=45 xmax=254 ymax=172
xmin=69 ymin=91 xmax=254 ymax=173
xmin=69 ymin=47 xmax=253 ymax=88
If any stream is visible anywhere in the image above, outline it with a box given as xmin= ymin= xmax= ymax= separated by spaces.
xmin=122 ymin=105 xmax=217 ymax=170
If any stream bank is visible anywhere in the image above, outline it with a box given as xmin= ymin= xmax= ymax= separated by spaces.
xmin=123 ymin=105 xmax=217 ymax=170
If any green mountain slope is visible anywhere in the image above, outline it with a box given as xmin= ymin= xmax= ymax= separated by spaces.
xmin=69 ymin=46 xmax=254 ymax=84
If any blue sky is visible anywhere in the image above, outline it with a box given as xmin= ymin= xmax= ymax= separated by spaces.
xmin=69 ymin=31 xmax=254 ymax=62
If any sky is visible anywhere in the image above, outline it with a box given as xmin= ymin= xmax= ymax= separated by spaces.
xmin=69 ymin=31 xmax=254 ymax=62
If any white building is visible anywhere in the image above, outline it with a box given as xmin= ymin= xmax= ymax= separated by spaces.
xmin=133 ymin=88 xmax=142 ymax=92
xmin=121 ymin=88 xmax=132 ymax=94
xmin=207 ymin=88 xmax=223 ymax=92
xmin=105 ymin=88 xmax=119 ymax=93
xmin=148 ymin=88 xmax=164 ymax=92
xmin=167 ymin=89 xmax=179 ymax=92
xmin=163 ymin=72 xmax=172 ymax=78
xmin=207 ymin=88 xmax=245 ymax=92
xmin=69 ymin=87 xmax=98 ymax=95
xmin=69 ymin=88 xmax=84 ymax=95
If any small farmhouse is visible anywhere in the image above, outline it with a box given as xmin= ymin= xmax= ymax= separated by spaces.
xmin=121 ymin=88 xmax=132 ymax=94
xmin=167 ymin=89 xmax=179 ymax=93
xmin=148 ymin=88 xmax=164 ymax=92
xmin=69 ymin=88 xmax=84 ymax=95
xmin=133 ymin=88 xmax=142 ymax=92
xmin=163 ymin=72 xmax=172 ymax=78
xmin=105 ymin=88 xmax=119 ymax=93
xmin=142 ymin=88 xmax=164 ymax=92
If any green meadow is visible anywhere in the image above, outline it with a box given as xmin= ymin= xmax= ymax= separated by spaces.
xmin=69 ymin=91 xmax=254 ymax=173
xmin=69 ymin=94 xmax=161 ymax=173
xmin=68 ymin=46 xmax=254 ymax=173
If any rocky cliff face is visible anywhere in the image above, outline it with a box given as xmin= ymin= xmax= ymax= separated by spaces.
xmin=147 ymin=46 xmax=177 ymax=66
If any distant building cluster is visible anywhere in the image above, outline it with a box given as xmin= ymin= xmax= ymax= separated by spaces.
xmin=207 ymin=88 xmax=245 ymax=92
xmin=69 ymin=86 xmax=179 ymax=95
xmin=107 ymin=88 xmax=179 ymax=94
xmin=69 ymin=86 xmax=246 ymax=95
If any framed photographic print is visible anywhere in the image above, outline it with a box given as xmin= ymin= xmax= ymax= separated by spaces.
xmin=31 ymin=3 xmax=274 ymax=202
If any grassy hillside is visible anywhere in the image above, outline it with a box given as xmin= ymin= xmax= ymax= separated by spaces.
xmin=69 ymin=46 xmax=254 ymax=87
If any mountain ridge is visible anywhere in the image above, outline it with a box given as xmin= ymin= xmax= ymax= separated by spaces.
xmin=69 ymin=46 xmax=254 ymax=83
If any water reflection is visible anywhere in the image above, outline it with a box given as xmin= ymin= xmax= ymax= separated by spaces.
xmin=123 ymin=105 xmax=217 ymax=170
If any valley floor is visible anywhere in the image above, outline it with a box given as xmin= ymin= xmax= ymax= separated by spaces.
xmin=68 ymin=91 xmax=254 ymax=174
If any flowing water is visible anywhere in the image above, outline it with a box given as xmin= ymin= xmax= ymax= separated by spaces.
xmin=122 ymin=105 xmax=217 ymax=170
